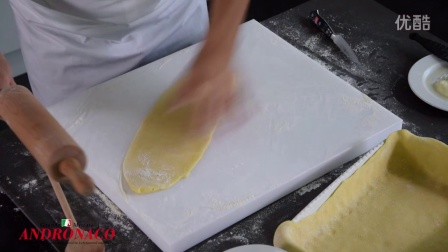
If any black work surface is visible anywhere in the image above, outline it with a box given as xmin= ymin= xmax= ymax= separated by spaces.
xmin=1 ymin=0 xmax=447 ymax=251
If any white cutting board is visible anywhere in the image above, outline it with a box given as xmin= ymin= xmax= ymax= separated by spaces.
xmin=47 ymin=20 xmax=402 ymax=252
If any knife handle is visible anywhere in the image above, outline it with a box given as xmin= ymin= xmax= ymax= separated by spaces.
xmin=410 ymin=33 xmax=448 ymax=62
xmin=309 ymin=10 xmax=335 ymax=38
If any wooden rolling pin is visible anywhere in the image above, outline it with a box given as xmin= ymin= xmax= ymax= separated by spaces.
xmin=0 ymin=85 xmax=94 ymax=195
xmin=49 ymin=178 xmax=105 ymax=252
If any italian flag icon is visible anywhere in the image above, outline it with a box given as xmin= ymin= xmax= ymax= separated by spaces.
xmin=61 ymin=219 xmax=72 ymax=227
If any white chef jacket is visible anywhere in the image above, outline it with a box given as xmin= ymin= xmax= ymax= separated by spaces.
xmin=9 ymin=0 xmax=209 ymax=106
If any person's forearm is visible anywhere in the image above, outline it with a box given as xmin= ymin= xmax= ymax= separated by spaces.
xmin=204 ymin=0 xmax=250 ymax=61
xmin=194 ymin=0 xmax=250 ymax=75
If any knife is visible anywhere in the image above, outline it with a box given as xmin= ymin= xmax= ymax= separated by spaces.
xmin=309 ymin=10 xmax=360 ymax=64
xmin=410 ymin=33 xmax=448 ymax=62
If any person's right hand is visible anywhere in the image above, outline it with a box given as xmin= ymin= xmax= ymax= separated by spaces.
xmin=0 ymin=53 xmax=16 ymax=90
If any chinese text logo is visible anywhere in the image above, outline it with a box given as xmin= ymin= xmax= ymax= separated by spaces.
xmin=396 ymin=15 xmax=430 ymax=31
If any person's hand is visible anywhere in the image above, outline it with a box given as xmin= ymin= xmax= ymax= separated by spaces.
xmin=168 ymin=64 xmax=237 ymax=135
xmin=0 ymin=53 xmax=16 ymax=90
xmin=167 ymin=0 xmax=251 ymax=135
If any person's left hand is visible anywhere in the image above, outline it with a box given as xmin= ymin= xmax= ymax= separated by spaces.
xmin=168 ymin=63 xmax=237 ymax=135
xmin=0 ymin=53 xmax=16 ymax=90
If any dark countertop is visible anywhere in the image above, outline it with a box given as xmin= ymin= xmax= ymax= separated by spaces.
xmin=1 ymin=0 xmax=447 ymax=251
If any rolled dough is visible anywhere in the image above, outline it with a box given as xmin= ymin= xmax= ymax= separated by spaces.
xmin=434 ymin=79 xmax=448 ymax=98
xmin=122 ymin=84 xmax=215 ymax=194
xmin=274 ymin=130 xmax=448 ymax=252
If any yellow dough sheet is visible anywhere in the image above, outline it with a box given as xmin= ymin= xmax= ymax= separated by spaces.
xmin=274 ymin=130 xmax=448 ymax=252
xmin=122 ymin=83 xmax=215 ymax=194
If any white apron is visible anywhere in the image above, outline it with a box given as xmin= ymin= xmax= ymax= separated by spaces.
xmin=9 ymin=0 xmax=209 ymax=106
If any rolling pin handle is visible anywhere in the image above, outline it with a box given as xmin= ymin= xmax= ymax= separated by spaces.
xmin=58 ymin=158 xmax=94 ymax=196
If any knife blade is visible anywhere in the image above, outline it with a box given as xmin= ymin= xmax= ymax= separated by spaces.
xmin=309 ymin=10 xmax=360 ymax=64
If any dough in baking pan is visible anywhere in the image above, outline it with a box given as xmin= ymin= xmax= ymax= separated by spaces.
xmin=274 ymin=130 xmax=448 ymax=252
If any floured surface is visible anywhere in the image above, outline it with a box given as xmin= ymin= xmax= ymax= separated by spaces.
xmin=123 ymin=84 xmax=214 ymax=194
xmin=274 ymin=130 xmax=448 ymax=252
xmin=47 ymin=20 xmax=402 ymax=252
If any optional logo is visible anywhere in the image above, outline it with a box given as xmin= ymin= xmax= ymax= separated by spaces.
xmin=395 ymin=14 xmax=430 ymax=31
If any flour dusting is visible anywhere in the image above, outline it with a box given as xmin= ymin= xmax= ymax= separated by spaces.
xmin=21 ymin=150 xmax=31 ymax=156
xmin=125 ymin=165 xmax=175 ymax=189
xmin=209 ymin=194 xmax=256 ymax=211
xmin=88 ymin=189 xmax=133 ymax=234
xmin=189 ymin=173 xmax=337 ymax=251
xmin=21 ymin=179 xmax=37 ymax=194
xmin=402 ymin=121 xmax=423 ymax=136
xmin=297 ymin=176 xmax=332 ymax=196
xmin=138 ymin=152 xmax=151 ymax=167
xmin=192 ymin=172 xmax=338 ymax=251
xmin=124 ymin=151 xmax=176 ymax=189
xmin=264 ymin=10 xmax=404 ymax=120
